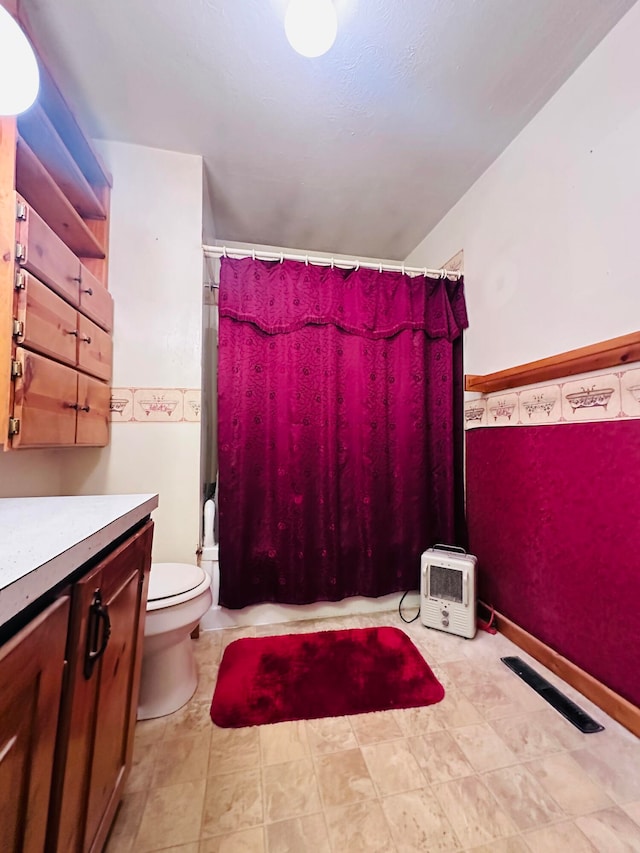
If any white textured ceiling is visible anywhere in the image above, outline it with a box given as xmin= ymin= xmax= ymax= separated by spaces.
xmin=21 ymin=0 xmax=637 ymax=259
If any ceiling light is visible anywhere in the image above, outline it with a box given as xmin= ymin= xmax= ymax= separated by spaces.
xmin=285 ymin=0 xmax=337 ymax=58
xmin=0 ymin=6 xmax=39 ymax=116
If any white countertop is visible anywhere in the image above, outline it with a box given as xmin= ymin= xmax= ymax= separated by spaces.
xmin=0 ymin=493 xmax=158 ymax=627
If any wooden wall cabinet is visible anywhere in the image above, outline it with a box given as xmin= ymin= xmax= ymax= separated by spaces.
xmin=0 ymin=518 xmax=153 ymax=853
xmin=0 ymin=32 xmax=113 ymax=451
xmin=12 ymin=349 xmax=110 ymax=448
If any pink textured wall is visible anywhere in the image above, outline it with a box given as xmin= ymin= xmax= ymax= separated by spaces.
xmin=466 ymin=421 xmax=640 ymax=707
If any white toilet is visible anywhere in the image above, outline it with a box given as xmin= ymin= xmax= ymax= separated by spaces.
xmin=138 ymin=562 xmax=213 ymax=720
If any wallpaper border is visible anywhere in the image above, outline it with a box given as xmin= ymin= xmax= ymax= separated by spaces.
xmin=110 ymin=388 xmax=201 ymax=423
xmin=465 ymin=362 xmax=640 ymax=429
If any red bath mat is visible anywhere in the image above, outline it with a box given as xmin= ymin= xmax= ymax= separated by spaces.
xmin=210 ymin=626 xmax=444 ymax=727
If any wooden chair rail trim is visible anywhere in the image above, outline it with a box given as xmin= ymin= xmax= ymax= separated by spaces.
xmin=489 ymin=605 xmax=640 ymax=738
xmin=465 ymin=331 xmax=640 ymax=393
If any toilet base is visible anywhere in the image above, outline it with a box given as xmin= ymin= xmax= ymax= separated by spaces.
xmin=138 ymin=635 xmax=198 ymax=720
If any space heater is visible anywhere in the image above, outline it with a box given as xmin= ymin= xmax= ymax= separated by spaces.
xmin=420 ymin=545 xmax=477 ymax=639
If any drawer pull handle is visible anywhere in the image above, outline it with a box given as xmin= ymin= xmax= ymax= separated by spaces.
xmin=80 ymin=405 xmax=91 ymax=413
xmin=67 ymin=329 xmax=79 ymax=337
xmin=0 ymin=735 xmax=17 ymax=765
xmin=84 ymin=590 xmax=111 ymax=680
xmin=65 ymin=402 xmax=79 ymax=410
xmin=82 ymin=287 xmax=93 ymax=296
xmin=72 ymin=274 xmax=82 ymax=283
xmin=80 ymin=334 xmax=92 ymax=344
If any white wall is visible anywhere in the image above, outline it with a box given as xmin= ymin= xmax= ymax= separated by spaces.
xmin=406 ymin=2 xmax=640 ymax=376
xmin=0 ymin=449 xmax=64 ymax=497
xmin=61 ymin=141 xmax=204 ymax=563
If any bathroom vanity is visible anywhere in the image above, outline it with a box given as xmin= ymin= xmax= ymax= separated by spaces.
xmin=0 ymin=493 xmax=157 ymax=852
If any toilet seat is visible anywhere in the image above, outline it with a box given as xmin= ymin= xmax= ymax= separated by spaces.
xmin=147 ymin=563 xmax=210 ymax=612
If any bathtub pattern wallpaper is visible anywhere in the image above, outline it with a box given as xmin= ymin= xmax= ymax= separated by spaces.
xmin=110 ymin=388 xmax=201 ymax=422
xmin=465 ymin=362 xmax=640 ymax=428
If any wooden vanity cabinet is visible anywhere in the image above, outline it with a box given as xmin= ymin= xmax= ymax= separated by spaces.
xmin=48 ymin=520 xmax=153 ymax=853
xmin=0 ymin=597 xmax=70 ymax=853
xmin=0 ymin=515 xmax=153 ymax=853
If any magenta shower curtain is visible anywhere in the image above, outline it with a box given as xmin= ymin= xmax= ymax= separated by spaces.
xmin=217 ymin=257 xmax=468 ymax=609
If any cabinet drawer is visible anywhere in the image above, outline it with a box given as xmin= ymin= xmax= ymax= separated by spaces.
xmin=76 ymin=373 xmax=110 ymax=446
xmin=12 ymin=348 xmax=78 ymax=448
xmin=15 ymin=272 xmax=77 ymax=366
xmin=16 ymin=195 xmax=80 ymax=306
xmin=78 ymin=264 xmax=113 ymax=332
xmin=77 ymin=314 xmax=112 ymax=381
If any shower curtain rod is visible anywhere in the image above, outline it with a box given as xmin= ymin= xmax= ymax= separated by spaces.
xmin=202 ymin=244 xmax=462 ymax=280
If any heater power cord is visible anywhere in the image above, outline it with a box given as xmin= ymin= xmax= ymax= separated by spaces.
xmin=398 ymin=589 xmax=420 ymax=624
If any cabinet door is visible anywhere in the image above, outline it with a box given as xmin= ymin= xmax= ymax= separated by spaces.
xmin=16 ymin=195 xmax=80 ymax=306
xmin=76 ymin=373 xmax=110 ymax=447
xmin=15 ymin=271 xmax=77 ymax=366
xmin=84 ymin=568 xmax=140 ymax=848
xmin=77 ymin=313 xmax=112 ymax=381
xmin=0 ymin=596 xmax=69 ymax=853
xmin=78 ymin=265 xmax=113 ymax=332
xmin=12 ymin=348 xmax=78 ymax=448
xmin=50 ymin=521 xmax=153 ymax=853
xmin=47 ymin=560 xmax=102 ymax=853
xmin=85 ymin=520 xmax=153 ymax=852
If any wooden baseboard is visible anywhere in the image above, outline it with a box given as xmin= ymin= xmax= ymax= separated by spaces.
xmin=488 ymin=606 xmax=640 ymax=738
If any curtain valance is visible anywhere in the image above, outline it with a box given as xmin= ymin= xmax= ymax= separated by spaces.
xmin=219 ymin=257 xmax=468 ymax=341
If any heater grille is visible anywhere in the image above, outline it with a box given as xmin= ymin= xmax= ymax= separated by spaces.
xmin=429 ymin=564 xmax=463 ymax=603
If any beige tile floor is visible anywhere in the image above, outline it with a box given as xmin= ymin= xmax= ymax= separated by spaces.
xmin=106 ymin=612 xmax=640 ymax=852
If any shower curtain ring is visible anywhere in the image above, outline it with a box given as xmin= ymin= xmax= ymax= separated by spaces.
xmin=252 ymin=249 xmax=256 ymax=261
xmin=379 ymin=262 xmax=383 ymax=273
xmin=280 ymin=252 xmax=284 ymax=263
xmin=305 ymin=255 xmax=309 ymax=266
xmin=222 ymin=246 xmax=227 ymax=258
xmin=401 ymin=263 xmax=406 ymax=276
xmin=423 ymin=268 xmax=428 ymax=277
xmin=330 ymin=257 xmax=335 ymax=269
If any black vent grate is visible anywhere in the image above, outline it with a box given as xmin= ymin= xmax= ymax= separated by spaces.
xmin=501 ymin=656 xmax=604 ymax=734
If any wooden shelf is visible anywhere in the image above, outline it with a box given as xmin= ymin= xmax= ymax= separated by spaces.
xmin=18 ymin=104 xmax=106 ymax=220
xmin=36 ymin=64 xmax=112 ymax=189
xmin=466 ymin=331 xmax=640 ymax=393
xmin=16 ymin=138 xmax=106 ymax=260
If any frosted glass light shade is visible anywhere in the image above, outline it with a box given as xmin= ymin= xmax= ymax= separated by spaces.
xmin=0 ymin=6 xmax=39 ymax=116
xmin=285 ymin=0 xmax=337 ymax=58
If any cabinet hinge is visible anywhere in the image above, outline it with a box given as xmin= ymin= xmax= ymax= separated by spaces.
xmin=15 ymin=269 xmax=25 ymax=290
xmin=8 ymin=418 xmax=20 ymax=437
xmin=12 ymin=319 xmax=24 ymax=338
xmin=15 ymin=242 xmax=25 ymax=262
xmin=16 ymin=200 xmax=27 ymax=221
xmin=11 ymin=360 xmax=22 ymax=379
